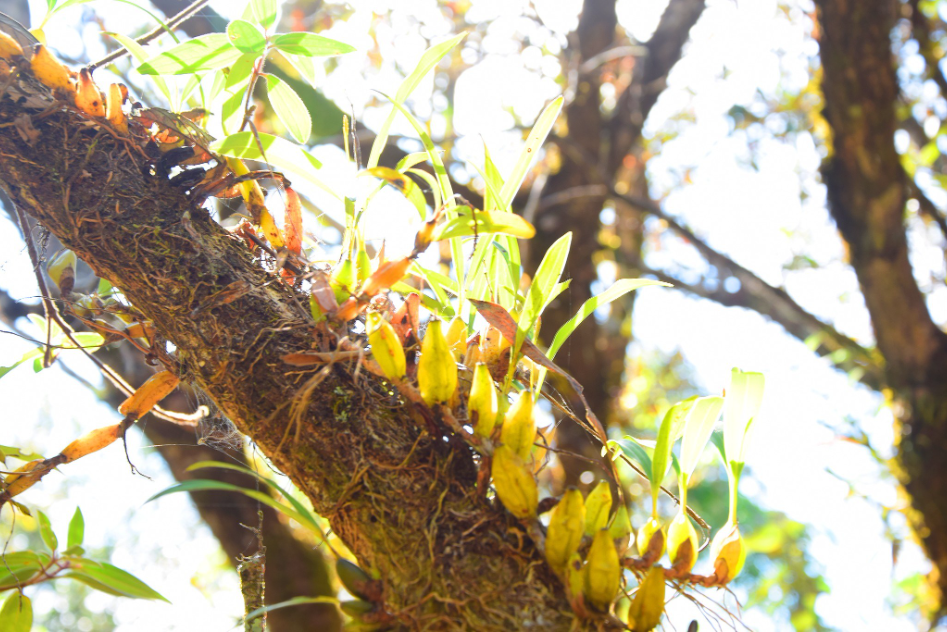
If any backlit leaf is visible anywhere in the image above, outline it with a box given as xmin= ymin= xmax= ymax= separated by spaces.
xmin=138 ymin=34 xmax=242 ymax=75
xmin=271 ymin=32 xmax=355 ymax=57
xmin=266 ymin=75 xmax=312 ymax=143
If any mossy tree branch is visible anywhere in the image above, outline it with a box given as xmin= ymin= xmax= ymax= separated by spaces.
xmin=0 ymin=83 xmax=575 ymax=630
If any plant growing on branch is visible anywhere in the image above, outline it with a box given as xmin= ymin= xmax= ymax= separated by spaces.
xmin=0 ymin=2 xmax=769 ymax=629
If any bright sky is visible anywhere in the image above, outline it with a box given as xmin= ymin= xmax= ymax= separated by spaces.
xmin=1 ymin=0 xmax=940 ymax=630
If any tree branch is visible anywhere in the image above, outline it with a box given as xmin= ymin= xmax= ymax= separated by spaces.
xmin=0 ymin=66 xmax=574 ymax=631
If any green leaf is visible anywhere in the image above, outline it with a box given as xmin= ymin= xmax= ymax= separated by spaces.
xmin=359 ymin=167 xmax=426 ymax=218
xmin=0 ymin=552 xmax=47 ymax=591
xmin=379 ymin=96 xmax=453 ymax=210
xmin=36 ymin=510 xmax=58 ymax=552
xmin=66 ymin=561 xmax=168 ymax=601
xmin=406 ymin=168 xmax=441 ymax=211
xmin=678 ymin=396 xmax=725 ymax=479
xmin=650 ymin=399 xmax=696 ymax=505
xmin=546 ymin=279 xmax=669 ymax=362
xmin=271 ymin=32 xmax=355 ymax=57
xmin=245 ymin=596 xmax=338 ymax=622
xmin=366 ymin=33 xmax=466 ymax=170
xmin=390 ymin=282 xmax=450 ymax=315
xmin=67 ymin=507 xmax=84 ymax=549
xmin=723 ymin=368 xmax=765 ymax=467
xmin=184 ymin=461 xmax=321 ymax=536
xmin=139 ymin=34 xmax=242 ymax=75
xmin=519 ymin=232 xmax=571 ymax=345
xmin=266 ymin=76 xmax=312 ymax=143
xmin=211 ymin=132 xmax=340 ymax=200
xmin=221 ymin=88 xmax=247 ymax=136
xmin=242 ymin=0 xmax=278 ymax=30
xmin=396 ymin=152 xmax=430 ymax=171
xmin=0 ymin=349 xmax=42 ymax=381
xmin=224 ymin=53 xmax=256 ymax=89
xmin=104 ymin=32 xmax=170 ymax=104
xmin=610 ymin=438 xmax=652 ymax=482
xmin=498 ymin=96 xmax=563 ymax=208
xmin=431 ymin=210 xmax=536 ymax=241
xmin=0 ymin=593 xmax=32 ymax=632
xmin=227 ymin=19 xmax=266 ymax=55
xmin=279 ymin=51 xmax=317 ymax=83
xmin=148 ymin=479 xmax=327 ymax=544
xmin=0 ymin=446 xmax=44 ymax=463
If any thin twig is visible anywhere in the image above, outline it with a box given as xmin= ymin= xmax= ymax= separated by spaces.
xmin=11 ymin=203 xmax=202 ymax=425
xmin=88 ymin=0 xmax=211 ymax=71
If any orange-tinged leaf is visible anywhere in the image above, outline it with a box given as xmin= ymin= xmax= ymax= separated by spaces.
xmin=284 ymin=187 xmax=302 ymax=255
xmin=359 ymin=257 xmax=412 ymax=298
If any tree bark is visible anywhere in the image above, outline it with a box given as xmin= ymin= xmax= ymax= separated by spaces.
xmin=816 ymin=0 xmax=947 ymax=619
xmin=0 ymin=74 xmax=578 ymax=630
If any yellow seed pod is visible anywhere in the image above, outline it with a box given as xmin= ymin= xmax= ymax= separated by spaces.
xmin=667 ymin=510 xmax=698 ymax=573
xmin=356 ymin=245 xmax=372 ymax=283
xmin=367 ymin=312 xmax=406 ymax=380
xmin=418 ymin=319 xmax=457 ymax=406
xmin=46 ymin=249 xmax=76 ymax=295
xmin=106 ymin=83 xmax=128 ymax=134
xmin=491 ymin=445 xmax=537 ymax=519
xmin=545 ymin=487 xmax=586 ymax=572
xmin=30 ymin=44 xmax=73 ymax=94
xmin=636 ymin=516 xmax=666 ymax=560
xmin=75 ymin=68 xmax=105 ymax=117
xmin=584 ymin=480 xmax=612 ymax=536
xmin=565 ymin=552 xmax=586 ymax=612
xmin=627 ymin=565 xmax=666 ymax=632
xmin=584 ymin=529 xmax=621 ymax=610
xmin=330 ymin=259 xmax=355 ymax=303
xmin=469 ymin=363 xmax=499 ymax=438
xmin=60 ymin=423 xmax=122 ymax=461
xmin=709 ymin=521 xmax=746 ymax=584
xmin=609 ymin=504 xmax=632 ymax=555
xmin=445 ymin=317 xmax=466 ymax=361
xmin=258 ymin=208 xmax=285 ymax=249
xmin=499 ymin=390 xmax=536 ymax=460
xmin=0 ymin=30 xmax=24 ymax=59
xmin=118 ymin=370 xmax=180 ymax=419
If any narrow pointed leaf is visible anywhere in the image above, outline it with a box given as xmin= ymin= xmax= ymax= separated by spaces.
xmin=271 ymin=32 xmax=355 ymax=56
xmin=679 ymin=396 xmax=725 ymax=478
xmin=65 ymin=561 xmax=168 ymax=601
xmin=104 ymin=32 xmax=170 ymax=103
xmin=366 ymin=33 xmax=465 ymax=170
xmin=36 ymin=510 xmax=57 ymax=552
xmin=498 ymin=96 xmax=563 ymax=207
xmin=547 ymin=279 xmax=669 ymax=361
xmin=724 ymin=368 xmax=765 ymax=466
xmin=67 ymin=507 xmax=84 ymax=549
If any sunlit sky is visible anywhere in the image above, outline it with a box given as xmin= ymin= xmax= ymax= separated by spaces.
xmin=2 ymin=0 xmax=943 ymax=629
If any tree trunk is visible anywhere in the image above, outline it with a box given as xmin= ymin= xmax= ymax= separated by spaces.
xmin=0 ymin=73 xmax=578 ymax=630
xmin=816 ymin=0 xmax=947 ymax=619
xmin=531 ymin=0 xmax=704 ymax=490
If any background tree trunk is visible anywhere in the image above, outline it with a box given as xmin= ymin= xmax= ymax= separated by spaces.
xmin=816 ymin=0 xmax=947 ymax=618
